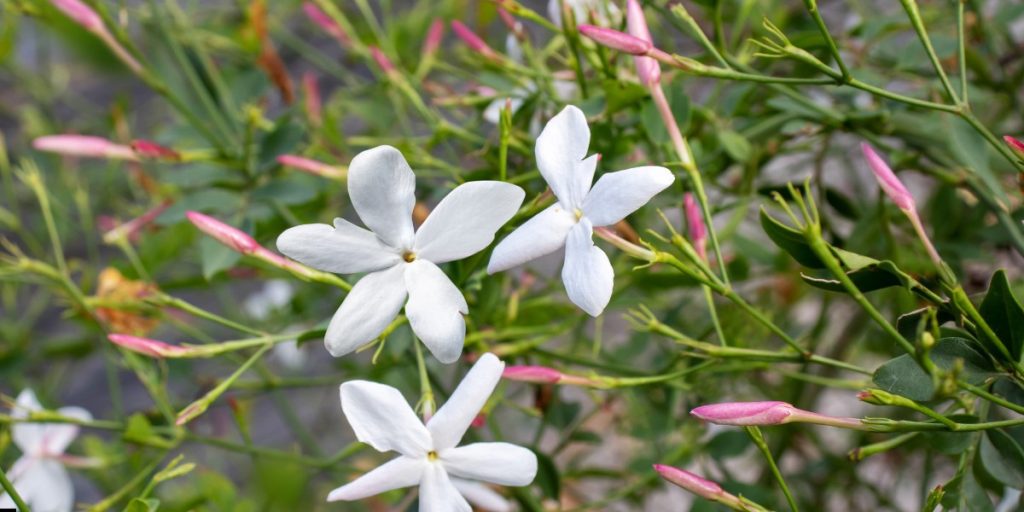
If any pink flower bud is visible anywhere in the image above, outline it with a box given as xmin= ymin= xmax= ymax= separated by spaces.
xmin=369 ymin=46 xmax=397 ymax=75
xmin=860 ymin=143 xmax=915 ymax=212
xmin=503 ymin=365 xmax=563 ymax=384
xmin=303 ymin=2 xmax=350 ymax=46
xmin=51 ymin=0 xmax=104 ymax=32
xmin=423 ymin=19 xmax=445 ymax=57
xmin=131 ymin=139 xmax=180 ymax=161
xmin=33 ymin=135 xmax=138 ymax=161
xmin=108 ymin=334 xmax=190 ymax=358
xmin=683 ymin=193 xmax=706 ymax=262
xmin=1005 ymin=135 xmax=1024 ymax=156
xmin=625 ymin=0 xmax=660 ymax=86
xmin=185 ymin=211 xmax=259 ymax=254
xmin=277 ymin=154 xmax=345 ymax=179
xmin=450 ymin=20 xmax=500 ymax=60
xmin=102 ymin=200 xmax=172 ymax=244
xmin=691 ymin=401 xmax=796 ymax=426
xmin=653 ymin=465 xmax=727 ymax=502
xmin=302 ymin=72 xmax=323 ymax=126
xmin=578 ymin=25 xmax=652 ymax=55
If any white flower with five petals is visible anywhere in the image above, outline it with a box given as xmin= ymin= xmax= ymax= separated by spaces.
xmin=487 ymin=106 xmax=674 ymax=316
xmin=328 ymin=353 xmax=537 ymax=511
xmin=0 ymin=389 xmax=91 ymax=512
xmin=277 ymin=146 xmax=525 ymax=364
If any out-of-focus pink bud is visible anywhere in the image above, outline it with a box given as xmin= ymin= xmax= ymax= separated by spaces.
xmin=102 ymin=200 xmax=172 ymax=244
xmin=51 ymin=0 xmax=104 ymax=32
xmin=302 ymin=72 xmax=323 ymax=126
xmin=683 ymin=193 xmax=706 ymax=262
xmin=303 ymin=1 xmax=350 ymax=46
xmin=108 ymin=334 xmax=190 ymax=358
xmin=185 ymin=211 xmax=259 ymax=254
xmin=626 ymin=0 xmax=660 ymax=86
xmin=471 ymin=413 xmax=487 ymax=428
xmin=277 ymin=154 xmax=346 ymax=180
xmin=1004 ymin=135 xmax=1024 ymax=156
xmin=33 ymin=135 xmax=138 ymax=161
xmin=450 ymin=20 xmax=500 ymax=61
xmin=578 ymin=25 xmax=651 ymax=55
xmin=503 ymin=365 xmax=563 ymax=384
xmin=131 ymin=139 xmax=180 ymax=161
xmin=423 ymin=19 xmax=445 ymax=58
xmin=369 ymin=46 xmax=397 ymax=76
xmin=653 ymin=465 xmax=743 ymax=507
xmin=860 ymin=143 xmax=915 ymax=212
xmin=497 ymin=8 xmax=524 ymax=39
xmin=691 ymin=401 xmax=796 ymax=426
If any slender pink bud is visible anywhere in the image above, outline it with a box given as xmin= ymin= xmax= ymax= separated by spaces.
xmin=423 ymin=19 xmax=445 ymax=57
xmin=653 ymin=465 xmax=727 ymax=502
xmin=131 ymin=139 xmax=180 ymax=161
xmin=108 ymin=334 xmax=190 ymax=358
xmin=860 ymin=143 xmax=915 ymax=212
xmin=625 ymin=0 xmax=660 ymax=86
xmin=1004 ymin=135 xmax=1024 ymax=156
xmin=503 ymin=365 xmax=563 ymax=384
xmin=102 ymin=200 xmax=172 ymax=244
xmin=450 ymin=20 xmax=500 ymax=60
xmin=369 ymin=46 xmax=397 ymax=75
xmin=691 ymin=401 xmax=796 ymax=426
xmin=497 ymin=8 xmax=524 ymax=39
xmin=578 ymin=25 xmax=652 ymax=55
xmin=302 ymin=72 xmax=322 ymax=126
xmin=185 ymin=211 xmax=259 ymax=254
xmin=303 ymin=2 xmax=350 ymax=46
xmin=51 ymin=0 xmax=104 ymax=32
xmin=277 ymin=154 xmax=346 ymax=180
xmin=33 ymin=135 xmax=138 ymax=160
xmin=683 ymin=193 xmax=706 ymax=262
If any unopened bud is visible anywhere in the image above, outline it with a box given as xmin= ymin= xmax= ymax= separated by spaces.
xmin=131 ymin=139 xmax=180 ymax=161
xmin=861 ymin=143 xmax=915 ymax=212
xmin=450 ymin=20 xmax=501 ymax=61
xmin=34 ymin=135 xmax=138 ymax=161
xmin=625 ymin=0 xmax=660 ymax=86
xmin=578 ymin=25 xmax=652 ymax=55
xmin=108 ymin=334 xmax=190 ymax=358
xmin=277 ymin=154 xmax=346 ymax=180
xmin=185 ymin=211 xmax=259 ymax=254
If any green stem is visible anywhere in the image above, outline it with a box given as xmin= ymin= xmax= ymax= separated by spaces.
xmin=898 ymin=0 xmax=961 ymax=105
xmin=0 ymin=468 xmax=29 ymax=511
xmin=747 ymin=426 xmax=799 ymax=512
xmin=801 ymin=0 xmax=850 ymax=80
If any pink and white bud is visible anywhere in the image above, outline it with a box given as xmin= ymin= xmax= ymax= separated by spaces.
xmin=33 ymin=135 xmax=138 ymax=161
xmin=578 ymin=25 xmax=652 ymax=55
xmin=1005 ymin=135 xmax=1024 ymax=156
xmin=277 ymin=154 xmax=346 ymax=179
xmin=185 ymin=211 xmax=259 ymax=254
xmin=423 ymin=19 xmax=445 ymax=58
xmin=369 ymin=46 xmax=397 ymax=76
xmin=450 ymin=20 xmax=500 ymax=60
xmin=131 ymin=139 xmax=180 ymax=161
xmin=503 ymin=365 xmax=563 ymax=384
xmin=860 ymin=143 xmax=915 ymax=212
xmin=691 ymin=401 xmax=796 ymax=426
xmin=108 ymin=334 xmax=190 ymax=358
xmin=303 ymin=2 xmax=350 ymax=46
xmin=683 ymin=193 xmax=707 ymax=262
xmin=653 ymin=465 xmax=730 ymax=503
xmin=625 ymin=0 xmax=660 ymax=86
xmin=302 ymin=72 xmax=322 ymax=126
xmin=51 ymin=0 xmax=104 ymax=32
xmin=102 ymin=200 xmax=172 ymax=244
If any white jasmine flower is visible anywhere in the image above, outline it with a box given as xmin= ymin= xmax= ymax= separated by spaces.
xmin=328 ymin=353 xmax=536 ymax=511
xmin=487 ymin=105 xmax=674 ymax=316
xmin=277 ymin=146 xmax=525 ymax=364
xmin=0 ymin=389 xmax=91 ymax=512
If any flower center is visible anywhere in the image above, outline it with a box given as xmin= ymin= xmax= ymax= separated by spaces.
xmin=403 ymin=251 xmax=417 ymax=263
xmin=573 ymin=208 xmax=584 ymax=220
xmin=427 ymin=450 xmax=438 ymax=461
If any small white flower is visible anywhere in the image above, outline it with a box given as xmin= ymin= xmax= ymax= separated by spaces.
xmin=0 ymin=389 xmax=91 ymax=512
xmin=328 ymin=353 xmax=537 ymax=511
xmin=243 ymin=280 xmax=307 ymax=370
xmin=487 ymin=105 xmax=674 ymax=316
xmin=277 ymin=146 xmax=525 ymax=364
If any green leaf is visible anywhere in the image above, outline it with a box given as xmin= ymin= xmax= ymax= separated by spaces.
xmin=979 ymin=269 xmax=1024 ymax=362
xmin=921 ymin=414 xmax=978 ymax=455
xmin=199 ymin=236 xmax=241 ymax=280
xmin=533 ymin=450 xmax=561 ymax=500
xmin=979 ymin=429 xmax=1024 ymax=489
xmin=872 ymin=337 xmax=995 ymax=401
xmin=759 ymin=208 xmax=824 ymax=268
xmin=124 ymin=498 xmax=160 ymax=512
xmin=258 ymin=116 xmax=306 ymax=173
xmin=122 ymin=413 xmax=174 ymax=449
xmin=801 ymin=260 xmax=917 ymax=294
xmin=718 ymin=130 xmax=751 ymax=162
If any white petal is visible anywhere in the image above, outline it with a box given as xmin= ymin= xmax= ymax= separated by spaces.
xmin=562 ymin=218 xmax=613 ymax=316
xmin=487 ymin=204 xmax=576 ymax=273
xmin=404 ymin=260 xmax=468 ymax=364
xmin=276 ymin=218 xmax=400 ymax=274
xmin=414 ymin=181 xmax=525 ymax=264
xmin=12 ymin=389 xmax=45 ymax=455
xmin=419 ymin=463 xmax=471 ymax=512
xmin=327 ymin=456 xmax=425 ymax=501
xmin=581 ymin=166 xmax=675 ymax=227
xmin=426 ymin=353 xmax=504 ymax=450
xmin=451 ymin=479 xmax=513 ymax=512
xmin=5 ymin=459 xmax=74 ymax=512
xmin=37 ymin=406 xmax=91 ymax=456
xmin=339 ymin=381 xmax=431 ymax=457
xmin=347 ymin=145 xmax=417 ymax=249
xmin=442 ymin=442 xmax=538 ymax=486
xmin=536 ymin=105 xmax=595 ymax=209
xmin=324 ymin=264 xmax=408 ymax=357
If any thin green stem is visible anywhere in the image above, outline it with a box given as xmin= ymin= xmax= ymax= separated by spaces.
xmin=0 ymin=468 xmax=29 ymax=511
xmin=801 ymin=0 xmax=850 ymax=80
xmin=747 ymin=426 xmax=799 ymax=512
xmin=898 ymin=0 xmax=960 ymax=105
